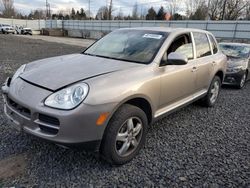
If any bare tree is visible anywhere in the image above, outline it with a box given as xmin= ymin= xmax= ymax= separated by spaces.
xmin=166 ymin=0 xmax=180 ymax=16
xmin=1 ymin=0 xmax=15 ymax=18
xmin=246 ymin=2 xmax=250 ymax=20
xmin=117 ymin=7 xmax=124 ymax=20
xmin=209 ymin=0 xmax=221 ymax=20
xmin=108 ymin=0 xmax=114 ymax=20
xmin=209 ymin=0 xmax=248 ymax=20
xmin=186 ymin=0 xmax=206 ymax=17
xmin=96 ymin=6 xmax=109 ymax=20
xmin=223 ymin=0 xmax=248 ymax=20
xmin=132 ymin=2 xmax=139 ymax=20
xmin=189 ymin=1 xmax=208 ymax=20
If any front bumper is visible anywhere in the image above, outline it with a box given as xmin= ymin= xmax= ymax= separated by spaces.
xmin=23 ymin=31 xmax=32 ymax=35
xmin=1 ymin=77 xmax=117 ymax=151
xmin=223 ymin=70 xmax=245 ymax=86
xmin=4 ymin=30 xmax=15 ymax=34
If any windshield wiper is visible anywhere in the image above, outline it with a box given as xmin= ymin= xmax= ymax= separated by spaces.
xmin=83 ymin=53 xmax=145 ymax=64
xmin=83 ymin=53 xmax=97 ymax=57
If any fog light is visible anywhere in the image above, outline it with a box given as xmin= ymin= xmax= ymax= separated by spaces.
xmin=227 ymin=77 xmax=235 ymax=83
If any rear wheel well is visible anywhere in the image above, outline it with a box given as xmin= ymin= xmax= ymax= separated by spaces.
xmin=215 ymin=71 xmax=224 ymax=83
xmin=125 ymin=98 xmax=152 ymax=125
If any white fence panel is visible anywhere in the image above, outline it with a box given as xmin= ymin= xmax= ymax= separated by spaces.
xmin=0 ymin=18 xmax=45 ymax=30
xmin=44 ymin=20 xmax=250 ymax=40
xmin=1 ymin=18 xmax=250 ymax=40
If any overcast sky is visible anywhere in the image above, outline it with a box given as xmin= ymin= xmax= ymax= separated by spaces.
xmin=14 ymin=0 xmax=184 ymax=16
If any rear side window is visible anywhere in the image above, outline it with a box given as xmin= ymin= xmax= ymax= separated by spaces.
xmin=193 ymin=32 xmax=212 ymax=58
xmin=208 ymin=35 xmax=218 ymax=54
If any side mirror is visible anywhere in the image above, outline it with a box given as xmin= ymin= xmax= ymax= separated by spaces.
xmin=168 ymin=52 xmax=188 ymax=65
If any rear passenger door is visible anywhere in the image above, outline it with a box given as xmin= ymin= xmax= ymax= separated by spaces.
xmin=192 ymin=32 xmax=214 ymax=91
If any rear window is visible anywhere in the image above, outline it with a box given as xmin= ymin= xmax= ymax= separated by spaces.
xmin=193 ymin=32 xmax=212 ymax=58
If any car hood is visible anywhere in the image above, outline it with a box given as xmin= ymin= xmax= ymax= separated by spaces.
xmin=227 ymin=57 xmax=247 ymax=68
xmin=21 ymin=54 xmax=140 ymax=91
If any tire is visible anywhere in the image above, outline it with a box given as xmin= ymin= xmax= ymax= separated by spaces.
xmin=237 ymin=72 xmax=247 ymax=89
xmin=200 ymin=76 xmax=221 ymax=107
xmin=100 ymin=104 xmax=148 ymax=165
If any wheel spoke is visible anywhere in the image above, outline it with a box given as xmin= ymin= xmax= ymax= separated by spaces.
xmin=131 ymin=139 xmax=139 ymax=147
xmin=116 ymin=132 xmax=128 ymax=142
xmin=127 ymin=118 xmax=134 ymax=131
xmin=133 ymin=123 xmax=142 ymax=136
xmin=211 ymin=88 xmax=216 ymax=94
xmin=118 ymin=140 xmax=131 ymax=155
xmin=210 ymin=81 xmax=220 ymax=103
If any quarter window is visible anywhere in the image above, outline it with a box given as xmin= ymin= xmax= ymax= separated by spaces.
xmin=208 ymin=35 xmax=218 ymax=54
xmin=193 ymin=32 xmax=212 ymax=58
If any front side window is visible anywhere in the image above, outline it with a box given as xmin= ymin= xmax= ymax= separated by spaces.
xmin=84 ymin=30 xmax=168 ymax=64
xmin=167 ymin=33 xmax=194 ymax=60
xmin=193 ymin=32 xmax=212 ymax=58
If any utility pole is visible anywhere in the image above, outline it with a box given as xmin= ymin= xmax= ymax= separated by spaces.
xmin=207 ymin=0 xmax=211 ymax=20
xmin=46 ymin=0 xmax=48 ymax=19
xmin=45 ymin=0 xmax=51 ymax=19
xmin=88 ymin=0 xmax=91 ymax=20
xmin=108 ymin=0 xmax=113 ymax=20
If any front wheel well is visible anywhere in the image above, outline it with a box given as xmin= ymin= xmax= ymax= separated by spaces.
xmin=125 ymin=98 xmax=152 ymax=125
xmin=215 ymin=71 xmax=224 ymax=83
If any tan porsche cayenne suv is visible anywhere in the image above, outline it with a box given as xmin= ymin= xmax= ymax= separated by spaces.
xmin=2 ymin=28 xmax=227 ymax=165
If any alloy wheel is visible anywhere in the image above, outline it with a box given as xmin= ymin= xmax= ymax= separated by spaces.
xmin=115 ymin=117 xmax=143 ymax=157
xmin=210 ymin=80 xmax=220 ymax=104
xmin=240 ymin=74 xmax=246 ymax=88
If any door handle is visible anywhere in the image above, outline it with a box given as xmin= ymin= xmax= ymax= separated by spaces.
xmin=192 ymin=67 xmax=198 ymax=72
xmin=212 ymin=61 xmax=217 ymax=66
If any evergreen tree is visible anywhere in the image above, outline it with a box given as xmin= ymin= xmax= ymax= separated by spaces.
xmin=156 ymin=6 xmax=165 ymax=20
xmin=146 ymin=7 xmax=157 ymax=20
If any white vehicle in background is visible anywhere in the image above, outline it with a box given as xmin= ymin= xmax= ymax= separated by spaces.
xmin=16 ymin=26 xmax=32 ymax=35
xmin=0 ymin=24 xmax=15 ymax=34
xmin=0 ymin=24 xmax=9 ymax=32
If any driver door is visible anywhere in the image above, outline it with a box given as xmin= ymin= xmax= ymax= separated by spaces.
xmin=158 ymin=33 xmax=197 ymax=114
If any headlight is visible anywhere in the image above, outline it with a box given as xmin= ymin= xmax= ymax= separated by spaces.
xmin=227 ymin=66 xmax=243 ymax=73
xmin=11 ymin=64 xmax=26 ymax=83
xmin=45 ymin=83 xmax=89 ymax=110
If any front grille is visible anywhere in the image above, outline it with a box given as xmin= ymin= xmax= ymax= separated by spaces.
xmin=38 ymin=114 xmax=60 ymax=126
xmin=8 ymin=98 xmax=31 ymax=118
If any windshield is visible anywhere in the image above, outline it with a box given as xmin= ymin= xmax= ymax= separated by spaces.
xmin=220 ymin=44 xmax=250 ymax=59
xmin=84 ymin=30 xmax=168 ymax=64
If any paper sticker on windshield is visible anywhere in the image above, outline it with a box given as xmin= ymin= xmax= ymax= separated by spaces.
xmin=143 ymin=34 xmax=162 ymax=39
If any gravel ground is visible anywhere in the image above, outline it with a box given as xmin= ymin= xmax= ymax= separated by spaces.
xmin=0 ymin=35 xmax=249 ymax=187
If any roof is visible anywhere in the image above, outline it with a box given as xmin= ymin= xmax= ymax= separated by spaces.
xmin=219 ymin=42 xmax=250 ymax=47
xmin=118 ymin=27 xmax=212 ymax=34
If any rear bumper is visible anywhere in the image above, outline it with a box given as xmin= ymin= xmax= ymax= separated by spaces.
xmin=1 ymin=77 xmax=117 ymax=151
